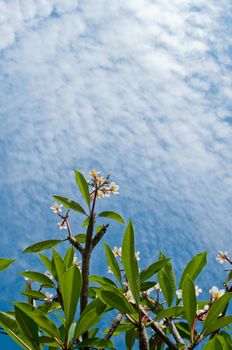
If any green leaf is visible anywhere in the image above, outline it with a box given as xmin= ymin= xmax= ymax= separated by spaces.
xmin=74 ymin=233 xmax=86 ymax=243
xmin=203 ymin=336 xmax=223 ymax=350
xmin=104 ymin=242 xmax=122 ymax=283
xmin=140 ymin=258 xmax=170 ymax=282
xmin=154 ymin=306 xmax=185 ymax=321
xmin=74 ymin=299 xmax=107 ymax=339
xmin=179 ymin=252 xmax=207 ymax=288
xmin=158 ymin=253 xmax=176 ymax=307
xmin=125 ymin=328 xmax=136 ymax=350
xmin=203 ymin=293 xmax=232 ymax=332
xmin=76 ymin=338 xmax=114 ymax=349
xmin=64 ymin=246 xmax=75 ymax=268
xmin=89 ymin=275 xmax=116 ymax=287
xmin=61 ymin=265 xmax=82 ymax=328
xmin=97 ymin=285 xmax=133 ymax=315
xmin=23 ymin=240 xmax=64 ymax=254
xmin=74 ymin=169 xmax=90 ymax=208
xmin=121 ymin=221 xmax=140 ymax=307
xmin=0 ymin=258 xmax=15 ymax=271
xmin=15 ymin=306 xmax=40 ymax=348
xmin=98 ymin=211 xmax=125 ymax=224
xmin=38 ymin=253 xmax=56 ymax=277
xmin=20 ymin=271 xmax=56 ymax=287
xmin=204 ymin=316 xmax=232 ymax=336
xmin=14 ymin=302 xmax=60 ymax=340
xmin=53 ymin=195 xmax=87 ymax=215
xmin=52 ymin=249 xmax=66 ymax=285
xmin=182 ymin=274 xmax=197 ymax=331
xmin=21 ymin=291 xmax=47 ymax=299
xmin=0 ymin=312 xmax=33 ymax=350
xmin=82 ymin=217 xmax=90 ymax=227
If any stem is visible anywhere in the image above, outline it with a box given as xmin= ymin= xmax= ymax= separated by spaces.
xmin=99 ymin=313 xmax=123 ymax=350
xmin=138 ymin=325 xmax=150 ymax=350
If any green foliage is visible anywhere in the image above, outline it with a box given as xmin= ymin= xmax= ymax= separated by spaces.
xmin=1 ymin=168 xmax=232 ymax=350
xmin=98 ymin=211 xmax=125 ymax=224
xmin=74 ymin=168 xmax=90 ymax=208
xmin=104 ymin=242 xmax=122 ymax=283
xmin=23 ymin=240 xmax=64 ymax=253
xmin=53 ymin=195 xmax=87 ymax=215
xmin=0 ymin=258 xmax=15 ymax=271
xmin=158 ymin=252 xmax=176 ymax=307
xmin=182 ymin=274 xmax=197 ymax=331
xmin=122 ymin=221 xmax=140 ymax=308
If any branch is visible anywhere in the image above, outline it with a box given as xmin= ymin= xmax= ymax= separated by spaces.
xmin=99 ymin=313 xmax=123 ymax=350
xmin=91 ymin=224 xmax=109 ymax=250
xmin=138 ymin=325 xmax=150 ymax=350
xmin=167 ymin=319 xmax=185 ymax=345
xmin=68 ymin=235 xmax=83 ymax=254
xmin=139 ymin=306 xmax=179 ymax=350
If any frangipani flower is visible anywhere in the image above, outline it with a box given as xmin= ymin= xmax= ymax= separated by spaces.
xmin=157 ymin=319 xmax=166 ymax=330
xmin=216 ymin=251 xmax=229 ymax=264
xmin=146 ymin=283 xmax=162 ymax=295
xmin=89 ymin=169 xmax=100 ymax=178
xmin=135 ymin=251 xmax=140 ymax=261
xmin=109 ymin=182 xmax=120 ymax=195
xmin=57 ymin=220 xmax=67 ymax=230
xmin=209 ymin=286 xmax=225 ymax=301
xmin=107 ymin=266 xmax=113 ymax=274
xmin=112 ymin=246 xmax=122 ymax=257
xmin=196 ymin=304 xmax=209 ymax=320
xmin=50 ymin=202 xmax=63 ymax=213
xmin=44 ymin=292 xmax=53 ymax=303
xmin=124 ymin=290 xmax=135 ymax=304
xmin=44 ymin=271 xmax=53 ymax=280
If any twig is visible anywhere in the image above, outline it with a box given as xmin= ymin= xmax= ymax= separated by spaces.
xmin=91 ymin=224 xmax=109 ymax=250
xmin=68 ymin=235 xmax=83 ymax=254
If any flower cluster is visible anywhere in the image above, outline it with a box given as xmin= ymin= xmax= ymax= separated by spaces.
xmin=89 ymin=169 xmax=119 ymax=199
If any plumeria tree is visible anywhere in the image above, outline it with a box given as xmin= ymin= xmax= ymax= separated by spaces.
xmin=0 ymin=168 xmax=231 ymax=350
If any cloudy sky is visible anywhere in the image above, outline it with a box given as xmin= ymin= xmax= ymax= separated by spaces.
xmin=0 ymin=0 xmax=231 ymax=348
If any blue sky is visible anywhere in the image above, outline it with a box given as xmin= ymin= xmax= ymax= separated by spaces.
xmin=0 ymin=0 xmax=232 ymax=348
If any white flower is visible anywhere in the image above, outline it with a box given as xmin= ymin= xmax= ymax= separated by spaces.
xmin=195 ymin=286 xmax=203 ymax=296
xmin=50 ymin=202 xmax=63 ymax=213
xmin=157 ymin=320 xmax=166 ymax=330
xmin=73 ymin=255 xmax=81 ymax=269
xmin=196 ymin=304 xmax=209 ymax=320
xmin=176 ymin=289 xmax=182 ymax=299
xmin=125 ymin=290 xmax=135 ymax=304
xmin=209 ymin=286 xmax=225 ymax=301
xmin=89 ymin=169 xmax=100 ymax=178
xmin=57 ymin=220 xmax=67 ymax=230
xmin=44 ymin=271 xmax=53 ymax=280
xmin=109 ymin=182 xmax=119 ymax=195
xmin=112 ymin=246 xmax=122 ymax=257
xmin=107 ymin=266 xmax=113 ymax=274
xmin=135 ymin=251 xmax=140 ymax=261
xmin=216 ymin=251 xmax=229 ymax=264
xmin=146 ymin=283 xmax=162 ymax=295
xmin=44 ymin=292 xmax=53 ymax=303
